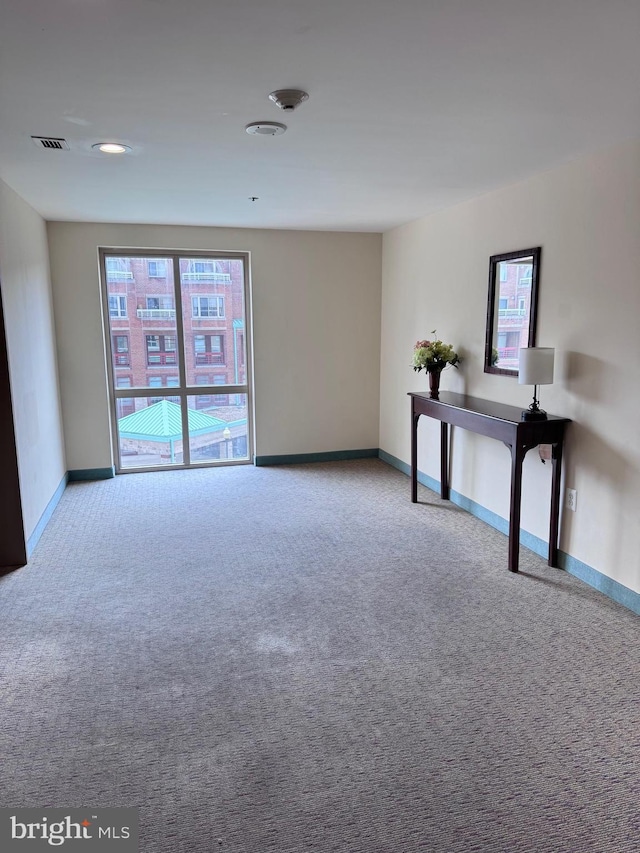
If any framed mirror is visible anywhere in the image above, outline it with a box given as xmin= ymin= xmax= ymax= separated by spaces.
xmin=484 ymin=247 xmax=541 ymax=376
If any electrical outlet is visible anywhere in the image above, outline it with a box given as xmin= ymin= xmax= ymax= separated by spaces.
xmin=566 ymin=488 xmax=577 ymax=512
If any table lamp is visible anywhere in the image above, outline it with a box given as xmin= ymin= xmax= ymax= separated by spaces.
xmin=519 ymin=347 xmax=554 ymax=421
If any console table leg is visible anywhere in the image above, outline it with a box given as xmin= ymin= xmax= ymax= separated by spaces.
xmin=548 ymin=441 xmax=563 ymax=567
xmin=440 ymin=422 xmax=449 ymax=500
xmin=411 ymin=411 xmax=420 ymax=503
xmin=509 ymin=443 xmax=525 ymax=572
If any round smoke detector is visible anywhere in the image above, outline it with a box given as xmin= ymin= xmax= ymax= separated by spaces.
xmin=268 ymin=89 xmax=309 ymax=111
xmin=245 ymin=121 xmax=287 ymax=136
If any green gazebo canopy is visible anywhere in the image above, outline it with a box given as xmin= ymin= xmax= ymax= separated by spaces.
xmin=118 ymin=399 xmax=227 ymax=441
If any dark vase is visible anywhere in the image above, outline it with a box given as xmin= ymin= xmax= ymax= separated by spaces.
xmin=428 ymin=366 xmax=443 ymax=399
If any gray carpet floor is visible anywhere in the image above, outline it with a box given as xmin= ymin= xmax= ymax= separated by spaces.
xmin=1 ymin=459 xmax=638 ymax=852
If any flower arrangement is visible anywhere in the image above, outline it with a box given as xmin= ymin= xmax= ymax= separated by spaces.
xmin=412 ymin=332 xmax=460 ymax=373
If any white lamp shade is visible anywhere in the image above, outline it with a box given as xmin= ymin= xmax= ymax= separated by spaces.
xmin=518 ymin=347 xmax=554 ymax=385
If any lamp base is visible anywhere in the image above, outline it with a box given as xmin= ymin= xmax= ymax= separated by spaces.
xmin=521 ymin=408 xmax=547 ymax=421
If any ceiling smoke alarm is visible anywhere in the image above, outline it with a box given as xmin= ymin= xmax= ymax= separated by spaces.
xmin=245 ymin=121 xmax=287 ymax=136
xmin=268 ymin=89 xmax=309 ymax=111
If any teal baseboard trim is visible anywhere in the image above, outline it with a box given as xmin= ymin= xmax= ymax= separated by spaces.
xmin=26 ymin=472 xmax=68 ymax=557
xmin=378 ymin=449 xmax=438 ymax=492
xmin=379 ymin=450 xmax=546 ymax=552
xmin=255 ymin=448 xmax=379 ymax=466
xmin=451 ymin=489 xmax=548 ymax=558
xmin=68 ymin=467 xmax=115 ymax=482
xmin=558 ymin=552 xmax=640 ymax=616
xmin=379 ymin=450 xmax=639 ymax=616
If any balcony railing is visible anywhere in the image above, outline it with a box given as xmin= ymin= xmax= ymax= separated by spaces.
xmin=136 ymin=308 xmax=176 ymax=320
xmin=182 ymin=272 xmax=231 ymax=282
xmin=195 ymin=352 xmax=224 ymax=365
xmin=107 ymin=271 xmax=134 ymax=282
xmin=192 ymin=313 xmax=225 ymax=321
xmin=147 ymin=352 xmax=177 ymax=366
xmin=498 ymin=308 xmax=527 ymax=318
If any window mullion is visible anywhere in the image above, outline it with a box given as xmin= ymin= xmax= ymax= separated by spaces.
xmin=171 ymin=256 xmax=191 ymax=467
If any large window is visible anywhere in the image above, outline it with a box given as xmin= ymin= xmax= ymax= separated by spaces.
xmin=102 ymin=252 xmax=251 ymax=472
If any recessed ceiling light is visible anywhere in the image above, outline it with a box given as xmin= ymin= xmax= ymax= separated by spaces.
xmin=245 ymin=122 xmax=287 ymax=136
xmin=92 ymin=142 xmax=132 ymax=154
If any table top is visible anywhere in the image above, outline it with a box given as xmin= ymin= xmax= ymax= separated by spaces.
xmin=409 ymin=391 xmax=571 ymax=425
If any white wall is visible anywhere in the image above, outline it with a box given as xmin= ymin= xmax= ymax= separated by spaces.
xmin=46 ymin=222 xmax=382 ymax=469
xmin=0 ymin=179 xmax=66 ymax=541
xmin=380 ymin=138 xmax=640 ymax=595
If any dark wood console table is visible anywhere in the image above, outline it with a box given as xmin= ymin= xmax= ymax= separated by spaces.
xmin=409 ymin=391 xmax=571 ymax=573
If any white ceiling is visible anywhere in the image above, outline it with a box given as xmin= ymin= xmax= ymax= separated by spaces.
xmin=1 ymin=0 xmax=639 ymax=232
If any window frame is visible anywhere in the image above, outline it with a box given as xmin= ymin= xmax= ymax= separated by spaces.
xmin=108 ymin=294 xmax=128 ymax=318
xmin=192 ymin=295 xmax=225 ymax=319
xmin=100 ymin=249 xmax=253 ymax=473
xmin=112 ymin=334 xmax=130 ymax=366
xmin=194 ymin=333 xmax=225 ymax=365
xmin=146 ymin=295 xmax=174 ymax=310
xmin=147 ymin=260 xmax=167 ymax=278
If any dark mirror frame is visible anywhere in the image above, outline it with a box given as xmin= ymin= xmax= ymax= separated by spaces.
xmin=484 ymin=246 xmax=541 ymax=377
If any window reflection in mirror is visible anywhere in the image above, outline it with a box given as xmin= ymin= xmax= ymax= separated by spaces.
xmin=484 ymin=247 xmax=541 ymax=376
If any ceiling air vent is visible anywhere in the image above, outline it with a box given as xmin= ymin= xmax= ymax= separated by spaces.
xmin=31 ymin=136 xmax=70 ymax=151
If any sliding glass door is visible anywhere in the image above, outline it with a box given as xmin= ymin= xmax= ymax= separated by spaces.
xmin=101 ymin=250 xmax=252 ymax=472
